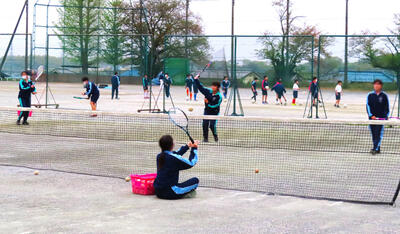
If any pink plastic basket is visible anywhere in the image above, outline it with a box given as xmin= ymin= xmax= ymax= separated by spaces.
xmin=130 ymin=173 xmax=157 ymax=195
xmin=17 ymin=111 xmax=32 ymax=117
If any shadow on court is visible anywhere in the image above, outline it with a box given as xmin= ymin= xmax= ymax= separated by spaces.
xmin=1 ymin=166 xmax=399 ymax=233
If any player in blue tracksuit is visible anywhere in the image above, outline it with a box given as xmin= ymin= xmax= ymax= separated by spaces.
xmin=154 ymin=135 xmax=199 ymax=199
xmin=185 ymin=74 xmax=194 ymax=101
xmin=82 ymin=77 xmax=100 ymax=116
xmin=17 ymin=71 xmax=37 ymax=125
xmin=111 ymin=72 xmax=120 ymax=100
xmin=271 ymin=80 xmax=287 ymax=105
xmin=194 ymin=76 xmax=223 ymax=142
xmin=163 ymin=73 xmax=172 ymax=98
xmin=309 ymin=77 xmax=319 ymax=106
xmin=221 ymin=76 xmax=230 ymax=99
xmin=366 ymin=79 xmax=390 ymax=155
xmin=192 ymin=74 xmax=199 ymax=101
xmin=142 ymin=74 xmax=149 ymax=99
xmin=251 ymin=78 xmax=258 ymax=102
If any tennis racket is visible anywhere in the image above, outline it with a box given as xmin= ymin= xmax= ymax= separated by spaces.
xmin=168 ymin=107 xmax=194 ymax=143
xmin=195 ymin=62 xmax=212 ymax=78
xmin=73 ymin=96 xmax=89 ymax=100
xmin=35 ymin=65 xmax=45 ymax=81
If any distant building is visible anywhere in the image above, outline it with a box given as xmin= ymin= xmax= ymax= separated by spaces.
xmin=339 ymin=70 xmax=395 ymax=83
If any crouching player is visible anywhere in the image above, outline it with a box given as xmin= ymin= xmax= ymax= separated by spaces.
xmin=154 ymin=135 xmax=199 ymax=199
xmin=82 ymin=77 xmax=100 ymax=116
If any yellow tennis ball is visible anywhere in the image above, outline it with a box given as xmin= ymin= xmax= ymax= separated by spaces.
xmin=34 ymin=170 xmax=39 ymax=175
xmin=188 ymin=107 xmax=194 ymax=112
xmin=125 ymin=176 xmax=131 ymax=182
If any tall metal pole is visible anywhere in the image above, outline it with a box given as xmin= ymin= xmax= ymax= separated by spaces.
xmin=344 ymin=0 xmax=349 ymax=86
xmin=25 ymin=0 xmax=29 ymax=70
xmin=185 ymin=0 xmax=189 ymax=58
xmin=231 ymin=0 xmax=236 ymax=115
xmin=285 ymin=0 xmax=290 ymax=82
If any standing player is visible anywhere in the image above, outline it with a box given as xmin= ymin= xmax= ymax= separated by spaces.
xmin=143 ymin=74 xmax=149 ymax=99
xmin=271 ymin=80 xmax=287 ymax=105
xmin=153 ymin=135 xmax=199 ymax=200
xmin=194 ymin=75 xmax=223 ymax=142
xmin=292 ymin=79 xmax=300 ymax=106
xmin=185 ymin=74 xmax=194 ymax=101
xmin=309 ymin=77 xmax=319 ymax=106
xmin=334 ymin=81 xmax=343 ymax=108
xmin=111 ymin=72 xmax=120 ymax=100
xmin=192 ymin=74 xmax=199 ymax=101
xmin=221 ymin=76 xmax=230 ymax=100
xmin=82 ymin=77 xmax=100 ymax=117
xmin=17 ymin=71 xmax=37 ymax=125
xmin=163 ymin=73 xmax=172 ymax=98
xmin=251 ymin=77 xmax=258 ymax=103
xmin=261 ymin=76 xmax=269 ymax=104
xmin=366 ymin=79 xmax=389 ymax=155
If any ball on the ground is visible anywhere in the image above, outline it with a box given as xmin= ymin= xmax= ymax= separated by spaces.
xmin=125 ymin=176 xmax=131 ymax=182
xmin=344 ymin=104 xmax=348 ymax=108
xmin=255 ymin=169 xmax=259 ymax=174
xmin=34 ymin=170 xmax=39 ymax=175
xmin=224 ymin=99 xmax=228 ymax=102
xmin=188 ymin=107 xmax=194 ymax=112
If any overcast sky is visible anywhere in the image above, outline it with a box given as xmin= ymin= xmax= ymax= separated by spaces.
xmin=1 ymin=0 xmax=399 ymax=35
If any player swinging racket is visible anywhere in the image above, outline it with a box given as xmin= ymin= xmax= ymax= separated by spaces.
xmin=153 ymin=135 xmax=199 ymax=199
xmin=194 ymin=76 xmax=223 ymax=142
xmin=185 ymin=74 xmax=194 ymax=101
xmin=17 ymin=70 xmax=37 ymax=125
xmin=221 ymin=76 xmax=230 ymax=99
xmin=366 ymin=79 xmax=390 ymax=155
xmin=261 ymin=76 xmax=269 ymax=104
xmin=81 ymin=77 xmax=100 ymax=117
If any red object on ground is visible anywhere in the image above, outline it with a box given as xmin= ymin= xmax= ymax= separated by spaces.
xmin=130 ymin=173 xmax=157 ymax=195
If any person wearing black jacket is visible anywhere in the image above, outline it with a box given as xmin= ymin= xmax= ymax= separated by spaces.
xmin=194 ymin=75 xmax=223 ymax=142
xmin=111 ymin=72 xmax=120 ymax=100
xmin=366 ymin=79 xmax=390 ymax=155
xmin=17 ymin=71 xmax=37 ymax=125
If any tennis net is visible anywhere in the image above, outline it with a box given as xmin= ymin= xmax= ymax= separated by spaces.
xmin=1 ymin=107 xmax=399 ymax=205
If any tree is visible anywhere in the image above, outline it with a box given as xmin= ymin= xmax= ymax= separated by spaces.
xmin=100 ymin=0 xmax=127 ymax=73
xmin=258 ymin=0 xmax=330 ymax=84
xmin=56 ymin=0 xmax=104 ymax=74
xmin=123 ymin=0 xmax=208 ymax=77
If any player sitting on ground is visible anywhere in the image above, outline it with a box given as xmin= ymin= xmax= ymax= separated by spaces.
xmin=261 ymin=76 xmax=269 ymax=104
xmin=334 ymin=81 xmax=342 ymax=108
xmin=194 ymin=75 xmax=223 ymax=142
xmin=142 ymin=74 xmax=149 ymax=99
xmin=292 ymin=79 xmax=300 ymax=105
xmin=251 ymin=77 xmax=258 ymax=103
xmin=221 ymin=76 xmax=230 ymax=99
xmin=153 ymin=135 xmax=199 ymax=199
xmin=82 ymin=77 xmax=100 ymax=117
xmin=185 ymin=74 xmax=194 ymax=101
xmin=366 ymin=79 xmax=389 ymax=155
xmin=271 ymin=80 xmax=287 ymax=105
xmin=17 ymin=71 xmax=37 ymax=125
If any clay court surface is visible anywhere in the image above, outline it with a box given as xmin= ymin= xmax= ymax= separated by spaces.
xmin=0 ymin=81 xmax=397 ymax=119
xmin=1 ymin=80 xmax=400 ymax=233
xmin=1 ymin=166 xmax=399 ymax=233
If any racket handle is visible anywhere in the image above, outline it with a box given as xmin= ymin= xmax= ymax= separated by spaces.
xmin=188 ymin=135 xmax=195 ymax=144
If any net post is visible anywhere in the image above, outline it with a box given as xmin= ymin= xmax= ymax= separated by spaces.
xmin=391 ymin=179 xmax=400 ymax=206
xmin=45 ymin=34 xmax=49 ymax=108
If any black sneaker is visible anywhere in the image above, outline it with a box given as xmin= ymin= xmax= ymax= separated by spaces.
xmin=376 ymin=149 xmax=381 ymax=154
xmin=214 ymin=136 xmax=219 ymax=142
xmin=22 ymin=122 xmax=29 ymax=125
xmin=203 ymin=139 xmax=209 ymax=143
xmin=370 ymin=149 xmax=377 ymax=155
xmin=16 ymin=120 xmax=21 ymax=125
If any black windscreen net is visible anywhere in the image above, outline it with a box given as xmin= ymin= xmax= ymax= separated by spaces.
xmin=1 ymin=107 xmax=399 ymax=204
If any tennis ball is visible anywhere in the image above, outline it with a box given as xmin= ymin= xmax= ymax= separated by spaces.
xmin=188 ymin=107 xmax=194 ymax=112
xmin=255 ymin=169 xmax=259 ymax=174
xmin=34 ymin=170 xmax=39 ymax=175
xmin=344 ymin=104 xmax=348 ymax=108
xmin=125 ymin=176 xmax=131 ymax=182
xmin=224 ymin=99 xmax=228 ymax=103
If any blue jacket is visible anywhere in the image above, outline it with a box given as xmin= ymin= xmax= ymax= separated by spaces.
xmin=18 ymin=79 xmax=36 ymax=99
xmin=153 ymin=145 xmax=198 ymax=190
xmin=221 ymin=80 xmax=230 ymax=89
xmin=366 ymin=91 xmax=390 ymax=119
xmin=111 ymin=75 xmax=120 ymax=86
xmin=194 ymin=79 xmax=223 ymax=115
xmin=185 ymin=77 xmax=194 ymax=88
xmin=85 ymin=81 xmax=100 ymax=97
xmin=271 ymin=83 xmax=286 ymax=95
